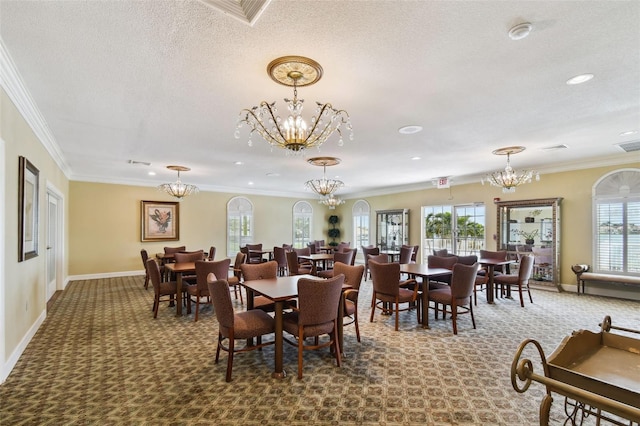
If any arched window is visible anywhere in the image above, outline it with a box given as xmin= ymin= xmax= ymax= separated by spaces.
xmin=593 ymin=169 xmax=640 ymax=274
xmin=293 ymin=201 xmax=313 ymax=248
xmin=227 ymin=196 xmax=253 ymax=257
xmin=353 ymin=200 xmax=370 ymax=249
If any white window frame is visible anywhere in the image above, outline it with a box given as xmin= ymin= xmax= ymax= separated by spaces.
xmin=353 ymin=200 xmax=371 ymax=249
xmin=227 ymin=196 xmax=253 ymax=257
xmin=292 ymin=201 xmax=313 ymax=249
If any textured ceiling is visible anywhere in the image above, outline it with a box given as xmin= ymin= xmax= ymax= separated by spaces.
xmin=1 ymin=0 xmax=639 ymax=198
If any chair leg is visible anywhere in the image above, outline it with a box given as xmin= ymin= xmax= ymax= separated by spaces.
xmin=353 ymin=307 xmax=361 ymax=343
xmin=526 ymin=283 xmax=533 ymax=304
xmin=226 ymin=337 xmax=234 ymax=382
xmin=394 ymin=298 xmax=399 ymax=331
xmin=332 ymin=323 xmax=342 ymax=367
xmin=153 ymin=296 xmax=159 ymax=318
xmin=469 ymin=297 xmax=476 ymax=329
xmin=215 ymin=333 xmax=222 ymax=363
xmin=518 ymin=284 xmax=525 ymax=307
xmin=194 ymin=296 xmax=200 ymax=322
xmin=298 ymin=326 xmax=304 ymax=380
xmin=451 ymin=301 xmax=458 ymax=335
xmin=239 ymin=285 xmax=244 ymax=304
xmin=144 ymin=274 xmax=149 ymax=290
xmin=369 ymin=293 xmax=376 ymax=323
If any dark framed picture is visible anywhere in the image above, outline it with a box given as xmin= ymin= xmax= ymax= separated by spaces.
xmin=141 ymin=200 xmax=179 ymax=242
xmin=18 ymin=156 xmax=39 ymax=261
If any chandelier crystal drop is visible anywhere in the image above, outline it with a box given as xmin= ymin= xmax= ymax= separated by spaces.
xmin=158 ymin=166 xmax=199 ymax=200
xmin=320 ymin=194 xmax=345 ymax=209
xmin=481 ymin=146 xmax=540 ymax=193
xmin=305 ymin=156 xmax=344 ymax=197
xmin=235 ymin=56 xmax=353 ymax=155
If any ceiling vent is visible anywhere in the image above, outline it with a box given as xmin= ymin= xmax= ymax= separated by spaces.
xmin=128 ymin=160 xmax=151 ymax=166
xmin=540 ymin=144 xmax=569 ymax=152
xmin=199 ymin=0 xmax=271 ymax=26
xmin=616 ymin=140 xmax=640 ymax=153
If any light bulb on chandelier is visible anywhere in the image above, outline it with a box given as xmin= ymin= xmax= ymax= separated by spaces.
xmin=158 ymin=165 xmax=199 ymax=200
xmin=235 ymin=56 xmax=353 ymax=155
xmin=481 ymin=146 xmax=539 ymax=193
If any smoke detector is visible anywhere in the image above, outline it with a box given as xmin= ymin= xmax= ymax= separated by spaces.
xmin=508 ymin=22 xmax=533 ymax=40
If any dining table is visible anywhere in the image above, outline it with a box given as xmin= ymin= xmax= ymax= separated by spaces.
xmin=242 ymin=274 xmax=351 ymax=378
xmin=477 ymin=258 xmax=515 ymax=303
xmin=298 ymin=253 xmax=334 ymax=275
xmin=398 ymin=264 xmax=453 ymax=328
xmin=163 ymin=261 xmax=196 ymax=316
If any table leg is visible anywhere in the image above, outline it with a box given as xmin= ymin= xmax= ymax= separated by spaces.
xmin=422 ymin=278 xmax=430 ymax=329
xmin=486 ymin=265 xmax=495 ymax=304
xmin=245 ymin=288 xmax=255 ymax=346
xmin=175 ymin=272 xmax=183 ymax=316
xmin=272 ymin=300 xmax=286 ymax=379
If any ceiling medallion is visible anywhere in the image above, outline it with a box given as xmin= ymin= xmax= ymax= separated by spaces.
xmin=481 ymin=146 xmax=540 ymax=193
xmin=235 ymin=56 xmax=353 ymax=155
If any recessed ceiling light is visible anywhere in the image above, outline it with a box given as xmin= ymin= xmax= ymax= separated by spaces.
xmin=508 ymin=22 xmax=533 ymax=40
xmin=148 ymin=171 xmax=156 ymax=176
xmin=234 ymin=161 xmax=244 ymax=165
xmin=411 ymin=156 xmax=421 ymax=160
xmin=620 ymin=130 xmax=638 ymax=136
xmin=566 ymin=73 xmax=594 ymax=85
xmin=398 ymin=125 xmax=423 ymax=135
xmin=248 ymin=181 xmax=254 ymax=185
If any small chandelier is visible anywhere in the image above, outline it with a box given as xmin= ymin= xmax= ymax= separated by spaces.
xmin=320 ymin=194 xmax=345 ymax=209
xmin=235 ymin=56 xmax=353 ymax=154
xmin=158 ymin=165 xmax=199 ymax=200
xmin=481 ymin=146 xmax=539 ymax=193
xmin=305 ymin=156 xmax=344 ymax=197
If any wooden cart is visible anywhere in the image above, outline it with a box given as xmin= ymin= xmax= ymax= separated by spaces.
xmin=511 ymin=316 xmax=640 ymax=425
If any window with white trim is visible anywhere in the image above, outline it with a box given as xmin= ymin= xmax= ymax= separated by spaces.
xmin=293 ymin=201 xmax=313 ymax=249
xmin=422 ymin=203 xmax=485 ymax=261
xmin=227 ymin=196 xmax=253 ymax=257
xmin=353 ymin=200 xmax=370 ymax=249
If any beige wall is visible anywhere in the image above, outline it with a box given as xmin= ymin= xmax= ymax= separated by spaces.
xmin=68 ymin=182 xmax=328 ymax=275
xmin=335 ymin=162 xmax=639 ymax=288
xmin=1 ymin=88 xmax=69 ymax=366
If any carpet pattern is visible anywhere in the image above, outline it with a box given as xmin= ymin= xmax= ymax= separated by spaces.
xmin=1 ymin=275 xmax=639 ymax=425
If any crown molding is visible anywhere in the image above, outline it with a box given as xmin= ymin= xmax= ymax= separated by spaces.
xmin=0 ymin=38 xmax=71 ymax=178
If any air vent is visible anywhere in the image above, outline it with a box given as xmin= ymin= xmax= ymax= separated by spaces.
xmin=128 ymin=160 xmax=151 ymax=166
xmin=616 ymin=140 xmax=640 ymax=153
xmin=540 ymin=144 xmax=568 ymax=152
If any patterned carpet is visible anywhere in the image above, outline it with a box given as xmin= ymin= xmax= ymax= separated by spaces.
xmin=1 ymin=275 xmax=639 ymax=425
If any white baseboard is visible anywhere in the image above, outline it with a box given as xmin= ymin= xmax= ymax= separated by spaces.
xmin=1 ymin=309 xmax=46 ymax=384
xmin=66 ymin=270 xmax=145 ymax=282
xmin=559 ymin=283 xmax=640 ymax=301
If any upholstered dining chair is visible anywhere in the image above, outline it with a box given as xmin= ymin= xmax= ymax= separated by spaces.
xmin=146 ymin=258 xmax=186 ymax=318
xmin=399 ymin=246 xmax=413 ymax=264
xmin=455 ymin=254 xmax=488 ymax=305
xmin=426 ymin=254 xmax=459 ymax=287
xmin=368 ymin=253 xmax=388 ymax=264
xmin=493 ymin=254 xmax=535 ymax=307
xmin=286 ymin=250 xmax=312 ymax=276
xmin=282 ymin=274 xmax=345 ymax=379
xmin=334 ymin=262 xmax=365 ymax=343
xmin=317 ymin=250 xmax=353 ymax=278
xmin=272 ymin=246 xmax=288 ymax=276
xmin=188 ymin=258 xmax=230 ymax=322
xmin=163 ymin=245 xmax=186 ymax=263
xmin=246 ymin=243 xmax=264 ymax=264
xmin=207 ymin=246 xmax=216 ymax=261
xmin=427 ymin=262 xmax=480 ymax=335
xmin=227 ymin=252 xmax=246 ymax=304
xmin=346 ymin=248 xmax=358 ymax=265
xmin=368 ymin=260 xmax=419 ymax=331
xmin=207 ymin=276 xmax=275 ymax=382
xmin=306 ymin=242 xmax=318 ymax=254
xmin=336 ymin=241 xmax=351 ymax=252
xmin=173 ymin=250 xmax=205 ymax=285
xmin=361 ymin=246 xmax=380 ymax=280
xmin=240 ymin=261 xmax=279 ymax=312
xmin=140 ymin=249 xmax=162 ymax=290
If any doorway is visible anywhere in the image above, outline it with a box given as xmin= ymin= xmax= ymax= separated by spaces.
xmin=46 ymin=187 xmax=63 ymax=300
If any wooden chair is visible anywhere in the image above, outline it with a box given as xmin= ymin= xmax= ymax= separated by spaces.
xmin=334 ymin=263 xmax=365 ymax=343
xmin=286 ymin=250 xmax=312 ymax=276
xmin=140 ymin=249 xmax=162 ymax=290
xmin=246 ymin=243 xmax=264 ymax=264
xmin=368 ymin=260 xmax=419 ymax=331
xmin=187 ymin=259 xmax=230 ymax=322
xmin=207 ymin=276 xmax=275 ymax=382
xmin=227 ymin=252 xmax=246 ymax=304
xmin=399 ymin=246 xmax=413 ymax=264
xmin=361 ymin=246 xmax=380 ymax=280
xmin=146 ymin=258 xmax=186 ymax=318
xmin=240 ymin=261 xmax=279 ymax=312
xmin=493 ymin=255 xmax=535 ymax=307
xmin=282 ymin=274 xmax=345 ymax=379
xmin=317 ymin=250 xmax=353 ymax=278
xmin=273 ymin=246 xmax=288 ymax=276
xmin=207 ymin=246 xmax=216 ymax=261
xmin=173 ymin=250 xmax=205 ymax=285
xmin=427 ymin=263 xmax=480 ymax=335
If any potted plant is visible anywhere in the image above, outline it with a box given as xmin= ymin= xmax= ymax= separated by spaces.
xmin=517 ymin=229 xmax=539 ymax=245
xmin=328 ymin=215 xmax=340 ymax=246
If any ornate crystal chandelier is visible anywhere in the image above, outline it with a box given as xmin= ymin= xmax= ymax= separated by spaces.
xmin=235 ymin=56 xmax=353 ymax=155
xmin=158 ymin=165 xmax=199 ymax=200
xmin=481 ymin=146 xmax=539 ymax=193
xmin=305 ymin=157 xmax=344 ymax=197
xmin=320 ymin=194 xmax=345 ymax=209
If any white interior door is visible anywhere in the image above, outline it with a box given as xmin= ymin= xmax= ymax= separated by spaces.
xmin=46 ymin=192 xmax=59 ymax=299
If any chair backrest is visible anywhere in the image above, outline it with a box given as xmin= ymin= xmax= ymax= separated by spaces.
xmin=456 ymin=255 xmax=478 ymax=266
xmin=531 ymin=247 xmax=553 ymax=265
xmin=411 ymin=245 xmax=419 ymax=262
xmin=333 ymin=263 xmax=364 ymax=291
xmin=196 ymin=258 xmax=230 ymax=292
xmin=306 ymin=243 xmax=317 ymax=254
xmin=282 ymin=243 xmax=293 ymax=252
xmin=479 ymin=249 xmax=507 ymax=260
xmin=297 ymin=274 xmax=344 ymax=326
xmin=433 ymin=248 xmax=449 ymax=256
xmin=347 ymin=248 xmax=358 ymax=265
xmin=140 ymin=249 xmax=149 ymax=267
xmin=246 ymin=243 xmax=263 ymax=262
xmin=399 ymin=246 xmax=413 ymax=264
xmin=368 ymin=253 xmax=388 ymax=264
xmin=450 ymin=263 xmax=480 ymax=299
xmin=240 ymin=260 xmax=278 ymax=281
xmin=286 ymin=251 xmax=302 ymax=275
xmin=207 ymin=276 xmax=234 ymax=331
xmin=337 ymin=242 xmax=350 ymax=252
xmin=369 ymin=260 xmax=401 ymax=296
xmin=519 ymin=255 xmax=535 ymax=282
xmin=294 ymin=247 xmax=311 ymax=256
xmin=146 ymin=258 xmax=163 ymax=295
xmin=164 ymin=246 xmax=186 ymax=254
xmin=174 ymin=250 xmax=204 ymax=263
xmin=333 ymin=250 xmax=353 ymax=266
xmin=362 ymin=246 xmax=380 ymax=261
xmin=427 ymin=255 xmax=459 ymax=270
xmin=316 ymin=240 xmax=325 ymax=248
xmin=232 ymin=252 xmax=246 ymax=279
xmin=208 ymin=246 xmax=216 ymax=261
xmin=273 ymin=246 xmax=287 ymax=268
